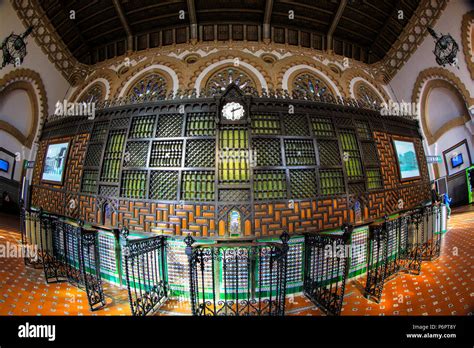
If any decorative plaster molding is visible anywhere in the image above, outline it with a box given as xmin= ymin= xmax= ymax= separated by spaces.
xmin=275 ymin=57 xmax=346 ymax=97
xmin=461 ymin=11 xmax=474 ymax=80
xmin=10 ymin=0 xmax=91 ymax=86
xmin=0 ymin=68 xmax=47 ymax=148
xmin=188 ymin=51 xmax=272 ymax=91
xmin=412 ymin=67 xmax=473 ymax=145
xmin=342 ymin=67 xmax=391 ymax=103
xmin=371 ymin=0 xmax=449 ymax=82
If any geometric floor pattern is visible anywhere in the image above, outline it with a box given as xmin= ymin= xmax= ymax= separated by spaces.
xmin=0 ymin=206 xmax=473 ymax=316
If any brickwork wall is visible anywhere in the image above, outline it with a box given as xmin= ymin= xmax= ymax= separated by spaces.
xmin=31 ymin=130 xmax=431 ymax=238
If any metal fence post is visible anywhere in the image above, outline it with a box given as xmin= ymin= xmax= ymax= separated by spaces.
xmin=184 ymin=234 xmax=196 ymax=315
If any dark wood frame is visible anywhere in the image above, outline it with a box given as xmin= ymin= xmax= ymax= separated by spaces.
xmin=392 ymin=136 xmax=422 ymax=182
xmin=40 ymin=139 xmax=71 ymax=186
xmin=442 ymin=139 xmax=472 ymax=178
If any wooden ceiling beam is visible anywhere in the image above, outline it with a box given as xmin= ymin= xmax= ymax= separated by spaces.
xmin=112 ymin=0 xmax=133 ymax=51
xmin=263 ymin=0 xmax=274 ymax=42
xmin=272 ymin=12 xmax=327 ymax=26
xmin=277 ymin=0 xmax=333 ymax=15
xmin=126 ymin=1 xmax=184 ymax=15
xmin=369 ymin=0 xmax=401 ymax=53
xmin=327 ymin=0 xmax=347 ymax=51
xmin=53 ymin=0 xmax=91 ymax=55
xmin=187 ymin=0 xmax=198 ymax=41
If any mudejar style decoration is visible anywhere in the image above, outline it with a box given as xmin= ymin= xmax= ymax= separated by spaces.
xmin=28 ymin=83 xmax=446 ymax=316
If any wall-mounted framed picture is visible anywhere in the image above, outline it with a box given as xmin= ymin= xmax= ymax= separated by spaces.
xmin=392 ymin=138 xmax=421 ymax=181
xmin=41 ymin=140 xmax=71 ymax=185
xmin=443 ymin=139 xmax=472 ymax=177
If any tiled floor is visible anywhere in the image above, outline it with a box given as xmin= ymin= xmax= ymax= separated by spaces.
xmin=0 ymin=206 xmax=473 ymax=316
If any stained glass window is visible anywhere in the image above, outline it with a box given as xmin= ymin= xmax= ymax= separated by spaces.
xmin=128 ymin=73 xmax=167 ymax=101
xmin=205 ymin=67 xmax=256 ymax=93
xmin=292 ymin=72 xmax=332 ymax=98
xmin=78 ymin=83 xmax=104 ymax=103
xmin=354 ymin=82 xmax=382 ymax=105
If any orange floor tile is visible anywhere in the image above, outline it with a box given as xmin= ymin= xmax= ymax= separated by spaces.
xmin=0 ymin=206 xmax=473 ymax=316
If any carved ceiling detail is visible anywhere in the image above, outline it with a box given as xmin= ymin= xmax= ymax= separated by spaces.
xmin=11 ymin=0 xmax=91 ymax=86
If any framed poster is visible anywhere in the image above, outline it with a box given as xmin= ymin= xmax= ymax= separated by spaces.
xmin=41 ymin=140 xmax=70 ymax=185
xmin=442 ymin=139 xmax=472 ymax=177
xmin=392 ymin=138 xmax=421 ymax=181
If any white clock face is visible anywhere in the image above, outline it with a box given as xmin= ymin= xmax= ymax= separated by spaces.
xmin=222 ymin=102 xmax=245 ymax=121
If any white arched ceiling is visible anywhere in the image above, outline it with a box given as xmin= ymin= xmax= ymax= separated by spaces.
xmin=281 ymin=64 xmax=342 ymax=98
xmin=194 ymin=59 xmax=268 ymax=94
xmin=0 ymin=89 xmax=32 ymax=136
xmin=118 ymin=64 xmax=179 ymax=97
xmin=426 ymin=86 xmax=466 ymax=136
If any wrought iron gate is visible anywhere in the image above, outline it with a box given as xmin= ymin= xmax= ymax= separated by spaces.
xmin=20 ymin=210 xmax=106 ymax=311
xmin=303 ymin=224 xmax=352 ymax=316
xmin=20 ymin=205 xmax=44 ymax=268
xmin=185 ymin=232 xmax=289 ymax=316
xmin=364 ymin=205 xmax=444 ymax=303
xmin=364 ymin=222 xmax=388 ymax=303
xmin=120 ymin=227 xmax=168 ymax=316
xmin=419 ymin=205 xmax=443 ymax=261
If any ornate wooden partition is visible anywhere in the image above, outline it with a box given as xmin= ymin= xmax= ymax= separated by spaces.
xmin=31 ymin=84 xmax=431 ymax=240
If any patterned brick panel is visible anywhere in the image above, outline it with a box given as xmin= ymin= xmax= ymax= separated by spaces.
xmin=368 ymin=192 xmax=385 ymax=220
xmin=254 ymin=198 xmax=349 ymax=236
xmin=31 ymin=186 xmax=65 ymax=215
xmin=65 ymin=133 xmax=90 ymax=193
xmin=78 ymin=195 xmax=97 ymax=224
xmin=117 ymin=201 xmax=216 ymax=237
xmin=373 ymin=131 xmax=398 ymax=190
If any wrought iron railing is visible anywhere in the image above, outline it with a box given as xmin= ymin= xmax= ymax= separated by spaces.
xmin=303 ymin=224 xmax=353 ymax=316
xmin=185 ymin=233 xmax=289 ymax=316
xmin=20 ymin=206 xmax=106 ymax=311
xmin=120 ymin=227 xmax=169 ymax=316
xmin=364 ymin=204 xmax=446 ymax=303
xmin=44 ymin=83 xmax=413 ymax=124
xmin=19 ymin=204 xmax=44 ymax=268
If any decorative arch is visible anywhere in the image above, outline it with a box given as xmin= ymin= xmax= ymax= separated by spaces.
xmin=75 ymin=81 xmax=107 ymax=103
xmin=68 ymin=67 xmax=115 ymax=102
xmin=412 ymin=67 xmax=473 ymax=145
xmin=461 ymin=11 xmax=474 ymax=80
xmin=124 ymin=71 xmax=169 ymax=101
xmin=275 ymin=57 xmax=344 ymax=97
xmin=289 ymin=70 xmax=336 ymax=98
xmin=117 ymin=65 xmax=178 ymax=98
xmin=352 ymin=80 xmax=384 ymax=105
xmin=0 ymin=68 xmax=48 ymax=148
xmin=282 ymin=66 xmax=340 ymax=98
xmin=203 ymin=66 xmax=258 ymax=94
xmin=341 ymin=67 xmax=391 ymax=103
xmin=194 ymin=59 xmax=267 ymax=94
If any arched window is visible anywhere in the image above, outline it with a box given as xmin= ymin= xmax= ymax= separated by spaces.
xmin=292 ymin=72 xmax=332 ymax=98
xmin=127 ymin=73 xmax=168 ymax=100
xmin=354 ymin=82 xmax=382 ymax=105
xmin=205 ymin=67 xmax=256 ymax=93
xmin=78 ymin=82 xmax=105 ymax=103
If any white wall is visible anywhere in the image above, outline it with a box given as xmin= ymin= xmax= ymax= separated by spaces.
xmin=0 ymin=0 xmax=71 ymax=182
xmin=389 ymin=0 xmax=474 ymax=180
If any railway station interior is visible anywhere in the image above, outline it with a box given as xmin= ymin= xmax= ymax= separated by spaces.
xmin=0 ymin=0 xmax=473 ymax=318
